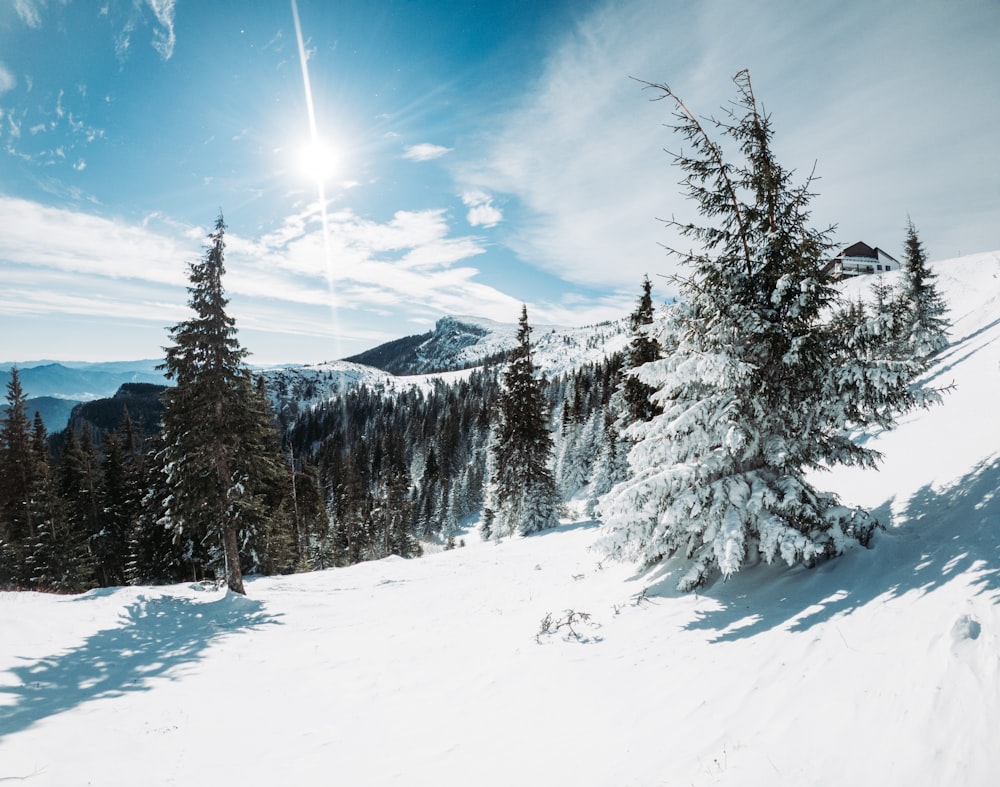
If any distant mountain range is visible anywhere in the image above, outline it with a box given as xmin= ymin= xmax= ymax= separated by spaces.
xmin=0 ymin=360 xmax=167 ymax=400
xmin=3 ymin=314 xmax=632 ymax=434
xmin=0 ymin=360 xmax=168 ymax=433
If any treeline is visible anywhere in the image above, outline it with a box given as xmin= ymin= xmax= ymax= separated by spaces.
xmin=0 ymin=340 xmax=626 ymax=593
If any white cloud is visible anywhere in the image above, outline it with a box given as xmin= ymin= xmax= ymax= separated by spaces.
xmin=0 ymin=197 xmax=513 ymax=325
xmin=0 ymin=64 xmax=15 ymax=95
xmin=14 ymin=0 xmax=43 ymax=28
xmin=0 ymin=197 xmax=190 ymax=287
xmin=466 ymin=203 xmax=502 ymax=229
xmin=146 ymin=0 xmax=177 ymax=60
xmin=462 ymin=190 xmax=503 ymax=228
xmin=115 ymin=24 xmax=133 ymax=61
xmin=403 ymin=143 xmax=452 ymax=162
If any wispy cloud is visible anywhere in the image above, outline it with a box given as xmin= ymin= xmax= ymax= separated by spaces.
xmin=0 ymin=198 xmax=525 ymax=347
xmin=459 ymin=0 xmax=683 ymax=291
xmin=225 ymin=203 xmax=509 ymax=319
xmin=0 ymin=64 xmax=15 ymax=95
xmin=14 ymin=0 xmax=43 ymax=28
xmin=146 ymin=0 xmax=177 ymax=60
xmin=114 ymin=22 xmax=133 ymax=61
xmin=0 ymin=197 xmax=190 ymax=286
xmin=403 ymin=143 xmax=452 ymax=162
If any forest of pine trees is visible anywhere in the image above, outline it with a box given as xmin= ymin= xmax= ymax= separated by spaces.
xmin=0 ymin=72 xmax=950 ymax=596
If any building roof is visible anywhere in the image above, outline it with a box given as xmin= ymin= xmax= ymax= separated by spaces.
xmin=839 ymin=241 xmax=877 ymax=259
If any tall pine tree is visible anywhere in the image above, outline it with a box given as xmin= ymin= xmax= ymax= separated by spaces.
xmin=599 ymin=71 xmax=932 ymax=590
xmin=489 ymin=306 xmax=559 ymax=537
xmin=0 ymin=368 xmax=34 ymax=586
xmin=159 ymin=213 xmax=288 ymax=594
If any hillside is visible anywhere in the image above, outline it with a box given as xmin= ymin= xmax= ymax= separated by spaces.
xmin=344 ymin=314 xmax=630 ymax=376
xmin=0 ymin=396 xmax=80 ymax=433
xmin=0 ymin=252 xmax=998 ymax=785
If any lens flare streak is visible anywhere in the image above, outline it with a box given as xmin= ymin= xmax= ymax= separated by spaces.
xmin=291 ymin=0 xmax=341 ymax=362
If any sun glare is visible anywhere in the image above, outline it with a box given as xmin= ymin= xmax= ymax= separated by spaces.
xmin=297 ymin=139 xmax=340 ymax=183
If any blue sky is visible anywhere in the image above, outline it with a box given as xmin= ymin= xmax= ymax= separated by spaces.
xmin=1 ymin=0 xmax=998 ymax=365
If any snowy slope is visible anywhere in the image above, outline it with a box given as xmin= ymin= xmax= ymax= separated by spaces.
xmin=415 ymin=313 xmax=632 ymax=377
xmin=1 ymin=253 xmax=998 ymax=786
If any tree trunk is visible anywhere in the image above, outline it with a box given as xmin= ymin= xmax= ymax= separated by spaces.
xmin=222 ymin=524 xmax=245 ymax=594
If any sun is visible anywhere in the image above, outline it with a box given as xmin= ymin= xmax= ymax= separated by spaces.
xmin=296 ymin=139 xmax=340 ymax=183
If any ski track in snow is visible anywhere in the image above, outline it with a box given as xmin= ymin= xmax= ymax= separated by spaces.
xmin=1 ymin=253 xmax=999 ymax=785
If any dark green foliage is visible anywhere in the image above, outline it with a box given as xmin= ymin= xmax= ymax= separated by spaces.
xmin=343 ymin=331 xmax=433 ymax=374
xmin=127 ymin=434 xmax=192 ymax=585
xmin=284 ymin=363 xmax=499 ymax=564
xmin=50 ymin=383 xmax=166 ymax=456
xmin=898 ymin=218 xmax=950 ymax=359
xmin=0 ymin=368 xmax=34 ymax=586
xmin=159 ymin=213 xmax=291 ymax=594
xmin=620 ymin=276 xmax=662 ymax=423
xmin=490 ymin=306 xmax=559 ymax=536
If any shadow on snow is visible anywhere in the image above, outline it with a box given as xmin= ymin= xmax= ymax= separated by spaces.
xmin=527 ymin=519 xmax=602 ymax=538
xmin=0 ymin=590 xmax=279 ymax=739
xmin=639 ymin=455 xmax=1000 ymax=643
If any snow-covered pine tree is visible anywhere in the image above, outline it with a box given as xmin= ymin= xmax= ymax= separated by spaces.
xmin=489 ymin=305 xmax=559 ymax=537
xmin=620 ymin=276 xmax=662 ymax=424
xmin=554 ymin=421 xmax=589 ymax=500
xmin=599 ymin=70 xmax=931 ymax=590
xmin=128 ymin=433 xmax=189 ymax=585
xmin=897 ymin=218 xmax=950 ymax=359
xmin=159 ymin=213 xmax=288 ymax=594
xmin=587 ymin=409 xmax=629 ymax=517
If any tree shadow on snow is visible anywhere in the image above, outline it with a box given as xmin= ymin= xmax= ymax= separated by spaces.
xmin=527 ymin=519 xmax=602 ymax=538
xmin=646 ymin=456 xmax=1000 ymax=643
xmin=0 ymin=591 xmax=279 ymax=738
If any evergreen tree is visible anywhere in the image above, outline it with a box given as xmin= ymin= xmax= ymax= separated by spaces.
xmin=897 ymin=217 xmax=950 ymax=359
xmin=91 ymin=429 xmax=132 ymax=586
xmin=129 ymin=434 xmax=195 ymax=585
xmin=159 ymin=213 xmax=287 ymax=594
xmin=489 ymin=306 xmax=559 ymax=536
xmin=56 ymin=428 xmax=101 ymax=589
xmin=587 ymin=409 xmax=629 ymax=517
xmin=599 ymin=71 xmax=932 ymax=590
xmin=619 ymin=276 xmax=662 ymax=423
xmin=26 ymin=413 xmax=92 ymax=592
xmin=0 ymin=368 xmax=34 ymax=586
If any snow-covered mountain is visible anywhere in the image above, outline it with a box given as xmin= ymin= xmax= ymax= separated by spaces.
xmin=260 ymin=314 xmax=631 ymax=423
xmin=345 ymin=313 xmax=631 ymax=376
